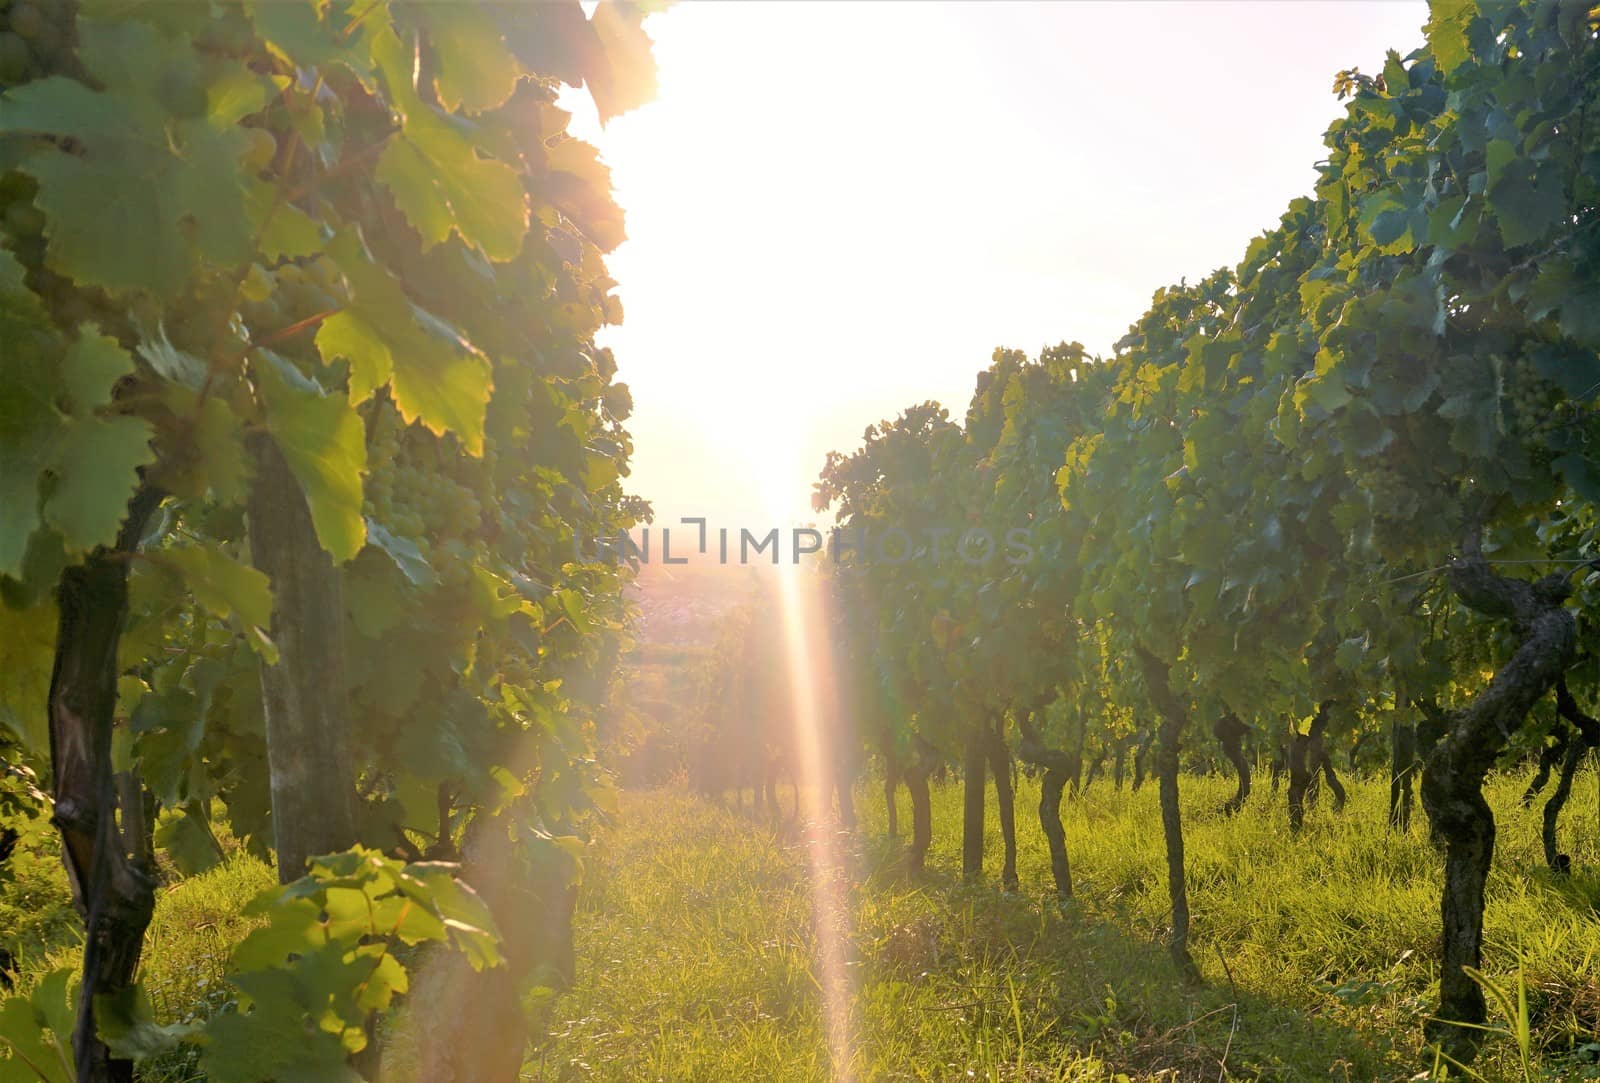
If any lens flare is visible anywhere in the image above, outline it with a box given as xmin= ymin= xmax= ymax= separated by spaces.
xmin=767 ymin=498 xmax=856 ymax=1080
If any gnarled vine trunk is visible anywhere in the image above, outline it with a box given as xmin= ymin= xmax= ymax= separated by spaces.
xmin=48 ymin=485 xmax=161 ymax=1083
xmin=961 ymin=728 xmax=986 ymax=881
xmin=1522 ymin=730 xmax=1567 ymax=807
xmin=1212 ymin=712 xmax=1250 ymax=815
xmin=1286 ymin=724 xmax=1311 ymax=832
xmin=985 ymin=718 xmax=1018 ymax=891
xmin=1316 ymin=750 xmax=1346 ymax=812
xmin=1542 ymin=679 xmax=1600 ymax=874
xmin=1083 ymin=749 xmax=1107 ymax=793
xmin=246 ymin=436 xmax=359 ymax=882
xmin=903 ymin=737 xmax=937 ymax=874
xmin=1134 ymin=649 xmax=1200 ymax=984
xmin=882 ymin=733 xmax=900 ymax=838
xmin=1287 ymin=701 xmax=1336 ymax=828
xmin=1017 ymin=712 xmax=1072 ymax=899
xmin=1308 ymin=702 xmax=1345 ymax=813
xmin=1130 ymin=728 xmax=1155 ymax=792
xmin=1420 ymin=550 xmax=1576 ymax=1064
xmin=1389 ymin=719 xmax=1418 ymax=831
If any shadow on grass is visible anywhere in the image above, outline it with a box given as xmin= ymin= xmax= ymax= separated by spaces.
xmin=851 ymin=831 xmax=1412 ymax=1082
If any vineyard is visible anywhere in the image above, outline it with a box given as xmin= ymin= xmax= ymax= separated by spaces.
xmin=0 ymin=0 xmax=1598 ymax=1080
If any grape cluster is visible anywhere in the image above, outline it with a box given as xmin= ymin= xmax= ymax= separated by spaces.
xmin=2 ymin=171 xmax=130 ymax=338
xmin=385 ymin=466 xmax=483 ymax=542
xmin=1503 ymin=357 xmax=1564 ymax=445
xmin=0 ymin=0 xmax=76 ymax=89
xmin=1357 ymin=462 xmax=1421 ymax=522
xmin=363 ymin=399 xmax=491 ymax=590
xmin=239 ymin=259 xmax=346 ymax=351
xmin=1 ymin=170 xmax=46 ymax=273
xmin=192 ymin=6 xmax=256 ymax=58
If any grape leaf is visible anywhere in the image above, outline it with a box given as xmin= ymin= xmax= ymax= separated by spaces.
xmin=256 ymin=357 xmax=367 ymax=562
xmin=317 ymin=233 xmax=493 ymax=453
xmin=412 ymin=1 xmax=522 ymax=114
xmin=544 ymin=138 xmax=626 ymax=253
xmin=0 ymin=968 xmax=75 ymax=1083
xmin=247 ymin=0 xmax=378 ymax=77
xmin=1424 ymin=0 xmax=1475 ymax=75
xmin=59 ymin=330 xmax=134 ymax=414
xmin=370 ymin=26 xmax=529 ymax=260
xmin=42 ymin=416 xmax=157 ymax=554
xmin=0 ymin=286 xmax=156 ymax=570
xmin=375 ymin=132 xmax=528 ymax=261
xmin=585 ymin=1 xmax=659 ymax=124
xmin=0 ymin=600 xmax=55 ymax=754
xmin=0 ymin=21 xmax=257 ymax=297
xmin=153 ymin=804 xmax=224 ymax=876
xmin=159 ymin=543 xmax=273 ymax=631
xmin=365 ymin=520 xmax=438 ymax=587
xmin=1488 ymin=158 xmax=1564 ymax=248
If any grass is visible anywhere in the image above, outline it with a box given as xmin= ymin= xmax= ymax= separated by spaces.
xmin=1 ymin=833 xmax=275 ymax=1083
xmin=536 ymin=767 xmax=1600 ymax=1081
xmin=7 ymin=766 xmax=1600 ymax=1080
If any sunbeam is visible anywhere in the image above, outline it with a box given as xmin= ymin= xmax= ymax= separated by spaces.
xmin=767 ymin=496 xmax=856 ymax=1080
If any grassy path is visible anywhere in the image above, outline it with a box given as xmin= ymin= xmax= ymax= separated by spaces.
xmin=538 ymin=771 xmax=1600 ymax=1081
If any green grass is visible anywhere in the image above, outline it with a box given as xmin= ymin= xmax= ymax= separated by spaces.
xmin=536 ymin=768 xmax=1600 ymax=1081
xmin=7 ymin=767 xmax=1600 ymax=1080
xmin=1 ymin=838 xmax=275 ymax=1083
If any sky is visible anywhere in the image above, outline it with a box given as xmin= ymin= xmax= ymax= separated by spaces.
xmin=561 ymin=1 xmax=1430 ymax=534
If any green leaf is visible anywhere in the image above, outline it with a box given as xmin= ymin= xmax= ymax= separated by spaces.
xmin=153 ymin=804 xmax=224 ymax=876
xmin=413 ymin=2 xmax=522 ymax=113
xmin=1 ymin=302 xmax=152 ymax=574
xmin=206 ymin=69 xmax=273 ymax=130
xmin=1530 ymin=344 xmax=1600 ymax=402
xmin=1334 ymin=636 xmax=1367 ymax=672
xmin=59 ymin=330 xmax=134 ymax=414
xmin=41 ymin=416 xmax=156 ymax=555
xmin=317 ymin=234 xmax=493 ymax=453
xmin=545 ymin=138 xmax=626 ymax=253
xmin=365 ymin=521 xmax=438 ymax=587
xmin=256 ymin=357 xmax=367 ymax=562
xmin=371 ymin=27 xmax=529 ymax=260
xmin=248 ymin=0 xmax=378 ymax=76
xmin=1555 ymin=454 xmax=1600 ymax=504
xmin=390 ymin=863 xmax=503 ymax=970
xmin=585 ymin=1 xmax=659 ymax=124
xmin=1294 ymin=373 xmax=1352 ymax=414
xmin=1357 ymin=190 xmax=1418 ymax=254
xmin=191 ymin=395 xmax=252 ymax=504
xmin=0 ymin=22 xmax=258 ymax=297
xmin=159 ymin=543 xmax=273 ymax=630
xmin=1489 ymin=158 xmax=1565 ymax=248
xmin=245 ymin=182 xmax=325 ymax=261
xmin=374 ymin=133 xmax=528 ymax=261
xmin=202 ymin=984 xmax=358 ymax=1083
xmin=0 ymin=601 xmax=55 ymax=753
xmin=1424 ymin=0 xmax=1475 ymax=74
xmin=96 ymin=985 xmax=201 ymax=1062
xmin=0 ymin=969 xmax=74 ymax=1083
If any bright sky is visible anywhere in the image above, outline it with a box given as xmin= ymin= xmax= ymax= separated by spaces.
xmin=562 ymin=1 xmax=1429 ymax=533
